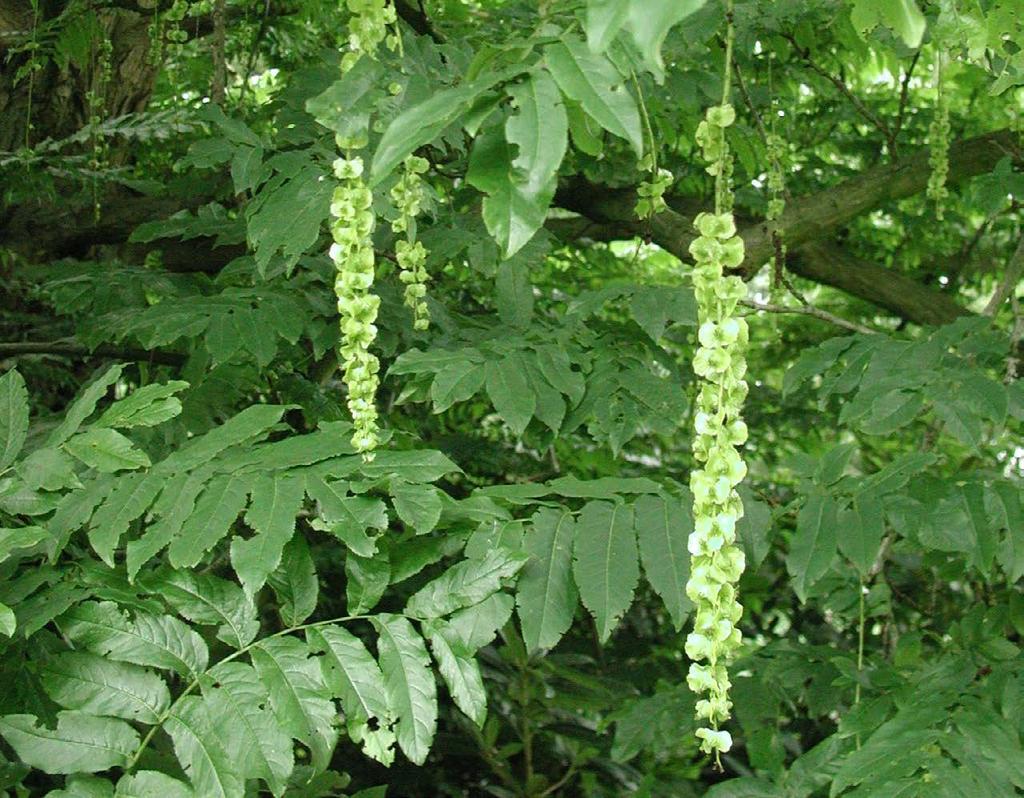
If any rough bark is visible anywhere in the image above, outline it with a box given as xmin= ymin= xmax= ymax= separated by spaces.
xmin=0 ymin=1 xmax=159 ymax=151
xmin=743 ymin=129 xmax=1020 ymax=271
xmin=555 ymin=128 xmax=1020 ymax=326
xmin=3 ymin=188 xmax=243 ymax=272
xmin=788 ymin=243 xmax=971 ymax=326
xmin=1 ymin=4 xmax=1016 ymax=332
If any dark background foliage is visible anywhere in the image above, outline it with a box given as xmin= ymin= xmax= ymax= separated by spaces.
xmin=0 ymin=0 xmax=1022 ymax=796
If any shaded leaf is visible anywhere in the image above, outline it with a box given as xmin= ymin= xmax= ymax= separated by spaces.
xmin=88 ymin=471 xmax=163 ymax=566
xmin=496 ymin=260 xmax=534 ymax=329
xmin=429 ymin=360 xmax=486 ymax=413
xmin=267 ymin=534 xmax=319 ymax=627
xmin=250 ymin=636 xmax=337 ymax=771
xmin=406 ymin=547 xmax=527 ymax=619
xmin=144 ymin=569 xmax=259 ymax=649
xmin=0 ymin=711 xmax=138 ymax=774
xmin=346 ymin=551 xmax=390 ymax=615
xmin=425 ymin=624 xmax=487 ymax=726
xmin=0 ymin=525 xmax=50 ymax=564
xmin=96 ymin=381 xmax=188 ymax=429
xmin=573 ymin=501 xmax=638 ymax=642
xmin=168 ymin=473 xmax=251 ymax=569
xmin=787 ymin=491 xmax=839 ymax=601
xmin=850 ymin=0 xmax=926 ymax=48
xmin=544 ymin=38 xmax=642 ymax=155
xmin=231 ymin=472 xmax=305 ymax=596
xmin=444 ymin=593 xmax=515 ymax=653
xmin=126 ymin=469 xmax=209 ymax=580
xmin=115 ymin=771 xmax=194 ymax=798
xmin=466 ymin=127 xmax=551 ymax=259
xmin=484 ymin=354 xmax=535 ymax=435
xmin=838 ymin=493 xmax=884 ymax=577
xmin=39 ymin=652 xmax=170 ymax=724
xmin=371 ymin=77 xmax=504 ymax=185
xmin=202 ymin=662 xmax=293 ymax=794
xmin=165 ymin=696 xmax=244 ymax=798
xmin=517 ymin=508 xmax=578 ymax=652
xmin=0 ymin=368 xmax=29 ymax=471
xmin=62 ymin=601 xmax=209 ymax=678
xmin=635 ymin=493 xmax=692 ymax=630
xmin=391 ymin=482 xmax=442 ymax=535
xmin=310 ymin=625 xmax=395 ymax=765
xmin=159 ymin=405 xmax=287 ymax=473
xmin=372 ymin=614 xmax=437 ymax=765
xmin=47 ymin=365 xmax=123 ymax=448
xmin=64 ymin=429 xmax=151 ymax=473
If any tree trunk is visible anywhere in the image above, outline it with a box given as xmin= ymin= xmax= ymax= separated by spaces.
xmin=0 ymin=0 xmax=158 ymax=151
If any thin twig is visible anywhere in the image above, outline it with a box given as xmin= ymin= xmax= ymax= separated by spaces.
xmin=732 ymin=58 xmax=770 ymax=144
xmin=891 ymin=49 xmax=922 ymax=152
xmin=466 ymin=722 xmax=519 ymax=792
xmin=0 ymin=342 xmax=186 ymax=365
xmin=1006 ymin=292 xmax=1023 ymax=382
xmin=984 ymin=236 xmax=1024 ymax=316
xmin=732 ymin=58 xmax=793 ymax=202
xmin=960 ymin=210 xmax=997 ymax=259
xmin=783 ymin=33 xmax=895 ymax=152
xmin=538 ymin=761 xmax=580 ymax=797
xmin=740 ymin=299 xmax=876 ymax=335
xmin=238 ymin=0 xmax=271 ymax=104
xmin=210 ymin=0 xmax=227 ymax=104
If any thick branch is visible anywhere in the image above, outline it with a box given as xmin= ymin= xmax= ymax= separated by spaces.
xmin=787 ymin=242 xmax=970 ymax=327
xmin=985 ymin=236 xmax=1024 ymax=317
xmin=744 ymin=128 xmax=1020 ymax=272
xmin=555 ymin=128 xmax=1019 ymax=326
xmin=394 ymin=0 xmax=444 ymax=42
xmin=3 ymin=192 xmax=185 ymax=260
xmin=0 ymin=341 xmax=186 ymax=365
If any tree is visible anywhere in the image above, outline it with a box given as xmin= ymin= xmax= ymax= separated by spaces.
xmin=0 ymin=0 xmax=1022 ymax=795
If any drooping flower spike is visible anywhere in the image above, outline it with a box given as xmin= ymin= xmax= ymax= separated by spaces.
xmin=391 ymin=155 xmax=432 ymax=330
xmin=685 ymin=0 xmax=748 ymax=765
xmin=329 ymin=1 xmax=401 ymax=457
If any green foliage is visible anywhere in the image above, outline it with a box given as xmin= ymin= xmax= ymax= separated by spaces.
xmin=2 ymin=0 xmax=1023 ymax=796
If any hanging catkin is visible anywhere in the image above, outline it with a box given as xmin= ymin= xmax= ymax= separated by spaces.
xmin=684 ymin=0 xmax=749 ymax=763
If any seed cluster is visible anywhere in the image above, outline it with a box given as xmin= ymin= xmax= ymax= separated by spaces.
xmin=685 ymin=102 xmax=748 ymax=760
xmin=328 ymin=1 xmax=401 ymax=457
xmin=391 ymin=155 xmax=431 ymax=330
xmin=927 ymin=59 xmax=950 ymax=220
xmin=342 ymin=0 xmax=399 ymax=73
xmin=765 ymin=131 xmax=787 ymax=279
xmin=636 ymin=154 xmax=672 ymax=219
xmin=87 ymin=36 xmax=113 ymax=220
xmin=165 ymin=0 xmax=193 ymax=45
xmin=148 ymin=0 xmax=198 ymax=66
xmin=696 ymin=104 xmax=735 ymax=217
xmin=330 ymin=156 xmax=381 ymax=456
xmin=765 ymin=133 xmax=786 ymax=223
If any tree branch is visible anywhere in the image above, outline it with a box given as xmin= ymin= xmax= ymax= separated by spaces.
xmin=554 ymin=128 xmax=1019 ymax=326
xmin=783 ymin=33 xmax=896 ymax=153
xmin=984 ymin=236 xmax=1024 ymax=317
xmin=394 ymin=0 xmax=444 ymax=42
xmin=891 ymin=49 xmax=922 ymax=150
xmin=0 ymin=341 xmax=186 ymax=365
xmin=743 ymin=128 xmax=1019 ymax=271
xmin=786 ymin=242 xmax=971 ymax=327
xmin=740 ymin=298 xmax=877 ymax=335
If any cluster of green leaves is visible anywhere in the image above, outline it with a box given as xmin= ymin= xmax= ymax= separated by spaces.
xmin=0 ymin=364 xmax=533 ymax=795
xmin=2 ymin=0 xmax=1024 ymax=796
